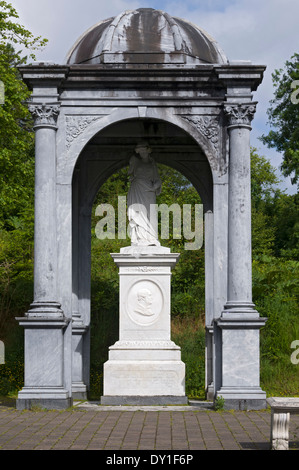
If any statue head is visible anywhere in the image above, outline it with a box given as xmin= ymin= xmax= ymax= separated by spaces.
xmin=135 ymin=142 xmax=152 ymax=159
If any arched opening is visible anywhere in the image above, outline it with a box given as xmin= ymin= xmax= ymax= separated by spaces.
xmin=71 ymin=117 xmax=214 ymax=401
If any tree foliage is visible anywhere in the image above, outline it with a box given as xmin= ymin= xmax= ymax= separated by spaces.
xmin=0 ymin=1 xmax=47 ymax=229
xmin=260 ymin=53 xmax=299 ymax=187
xmin=0 ymin=1 xmax=47 ymax=339
xmin=0 ymin=1 xmax=47 ymax=56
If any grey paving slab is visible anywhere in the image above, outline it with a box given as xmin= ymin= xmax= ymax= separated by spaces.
xmin=0 ymin=401 xmax=298 ymax=451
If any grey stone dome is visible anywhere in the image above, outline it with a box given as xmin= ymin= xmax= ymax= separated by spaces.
xmin=66 ymin=8 xmax=228 ymax=65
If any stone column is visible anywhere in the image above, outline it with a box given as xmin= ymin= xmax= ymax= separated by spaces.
xmin=223 ymin=103 xmax=256 ymax=314
xmin=216 ymin=102 xmax=267 ymax=410
xmin=28 ymin=103 xmax=62 ymax=316
xmin=16 ymin=102 xmax=71 ymax=410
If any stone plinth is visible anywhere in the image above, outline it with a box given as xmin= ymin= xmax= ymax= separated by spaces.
xmin=215 ymin=315 xmax=267 ymax=410
xmin=16 ymin=316 xmax=72 ymax=410
xmin=101 ymin=246 xmax=187 ymax=405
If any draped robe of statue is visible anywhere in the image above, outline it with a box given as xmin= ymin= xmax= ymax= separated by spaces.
xmin=127 ymin=149 xmax=161 ymax=246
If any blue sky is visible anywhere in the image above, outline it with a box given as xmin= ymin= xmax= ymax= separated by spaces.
xmin=9 ymin=0 xmax=299 ymax=194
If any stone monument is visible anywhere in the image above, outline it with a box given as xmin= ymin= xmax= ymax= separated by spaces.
xmin=15 ymin=8 xmax=267 ymax=410
xmin=101 ymin=143 xmax=187 ymax=405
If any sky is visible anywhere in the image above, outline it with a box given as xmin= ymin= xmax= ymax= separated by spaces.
xmin=8 ymin=0 xmax=299 ymax=194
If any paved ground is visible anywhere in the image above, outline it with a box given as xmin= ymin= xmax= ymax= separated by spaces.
xmin=0 ymin=400 xmax=298 ymax=452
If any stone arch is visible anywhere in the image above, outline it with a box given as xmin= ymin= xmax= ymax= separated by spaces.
xmin=61 ymin=107 xmax=223 ymax=187
xmin=71 ymin=114 xmax=215 ymax=210
xmin=71 ymin=115 xmax=215 ymax=398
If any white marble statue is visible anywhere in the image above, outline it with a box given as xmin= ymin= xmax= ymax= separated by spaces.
xmin=127 ymin=142 xmax=161 ymax=246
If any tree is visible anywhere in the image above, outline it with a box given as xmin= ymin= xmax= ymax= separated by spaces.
xmin=250 ymin=147 xmax=299 ymax=260
xmin=0 ymin=2 xmax=48 ymax=337
xmin=0 ymin=1 xmax=47 ymax=229
xmin=0 ymin=1 xmax=47 ymax=56
xmin=260 ymin=53 xmax=299 ymax=188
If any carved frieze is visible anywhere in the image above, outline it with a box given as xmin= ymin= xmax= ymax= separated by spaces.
xmin=224 ymin=103 xmax=256 ymax=127
xmin=28 ymin=103 xmax=60 ymax=128
xmin=122 ymin=266 xmax=164 ymax=273
xmin=65 ymin=115 xmax=104 ymax=149
xmin=181 ymin=115 xmax=219 ymax=151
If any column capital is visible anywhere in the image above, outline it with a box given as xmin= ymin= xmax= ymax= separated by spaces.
xmin=224 ymin=102 xmax=257 ymax=128
xmin=28 ymin=102 xmax=60 ymax=129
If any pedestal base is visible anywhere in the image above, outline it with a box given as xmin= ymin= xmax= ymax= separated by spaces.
xmin=102 ymin=340 xmax=186 ymax=401
xmin=101 ymin=395 xmax=188 ymax=405
xmin=215 ymin=314 xmax=267 ymax=410
xmin=72 ymin=383 xmax=88 ymax=400
xmin=16 ymin=387 xmax=72 ymax=410
xmin=103 ymin=360 xmax=186 ymax=397
xmin=216 ymin=387 xmax=267 ymax=410
xmin=16 ymin=314 xmax=71 ymax=411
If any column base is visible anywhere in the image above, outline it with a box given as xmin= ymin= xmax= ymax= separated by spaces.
xmin=72 ymin=323 xmax=88 ymax=400
xmin=216 ymin=387 xmax=267 ymax=410
xmin=26 ymin=301 xmax=64 ymax=318
xmin=206 ymin=383 xmax=214 ymax=401
xmin=16 ymin=387 xmax=72 ymax=410
xmin=16 ymin=314 xmax=71 ymax=411
xmin=72 ymin=382 xmax=88 ymax=400
xmin=215 ymin=314 xmax=267 ymax=410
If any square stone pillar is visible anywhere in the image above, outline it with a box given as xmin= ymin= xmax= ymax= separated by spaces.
xmin=101 ymin=246 xmax=187 ymax=405
xmin=16 ymin=316 xmax=71 ymax=410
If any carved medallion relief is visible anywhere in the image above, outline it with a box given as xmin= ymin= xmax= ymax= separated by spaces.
xmin=126 ymin=280 xmax=164 ymax=326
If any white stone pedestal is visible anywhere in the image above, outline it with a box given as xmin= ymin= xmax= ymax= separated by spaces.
xmin=101 ymin=246 xmax=187 ymax=405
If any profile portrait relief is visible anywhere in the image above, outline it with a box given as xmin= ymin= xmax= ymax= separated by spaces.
xmin=134 ymin=288 xmax=155 ymax=317
xmin=126 ymin=280 xmax=163 ymax=326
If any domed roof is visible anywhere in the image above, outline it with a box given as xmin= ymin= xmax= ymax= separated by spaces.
xmin=66 ymin=8 xmax=228 ymax=65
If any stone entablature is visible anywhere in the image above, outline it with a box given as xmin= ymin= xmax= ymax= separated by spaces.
xmin=21 ymin=63 xmax=265 ymax=182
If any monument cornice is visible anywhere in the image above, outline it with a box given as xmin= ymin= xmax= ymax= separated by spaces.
xmin=18 ymin=64 xmax=69 ymax=91
xmin=19 ymin=63 xmax=266 ymax=93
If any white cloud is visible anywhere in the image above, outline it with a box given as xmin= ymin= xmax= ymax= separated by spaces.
xmin=8 ymin=0 xmax=299 ymax=193
xmin=10 ymin=0 xmax=142 ymax=62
